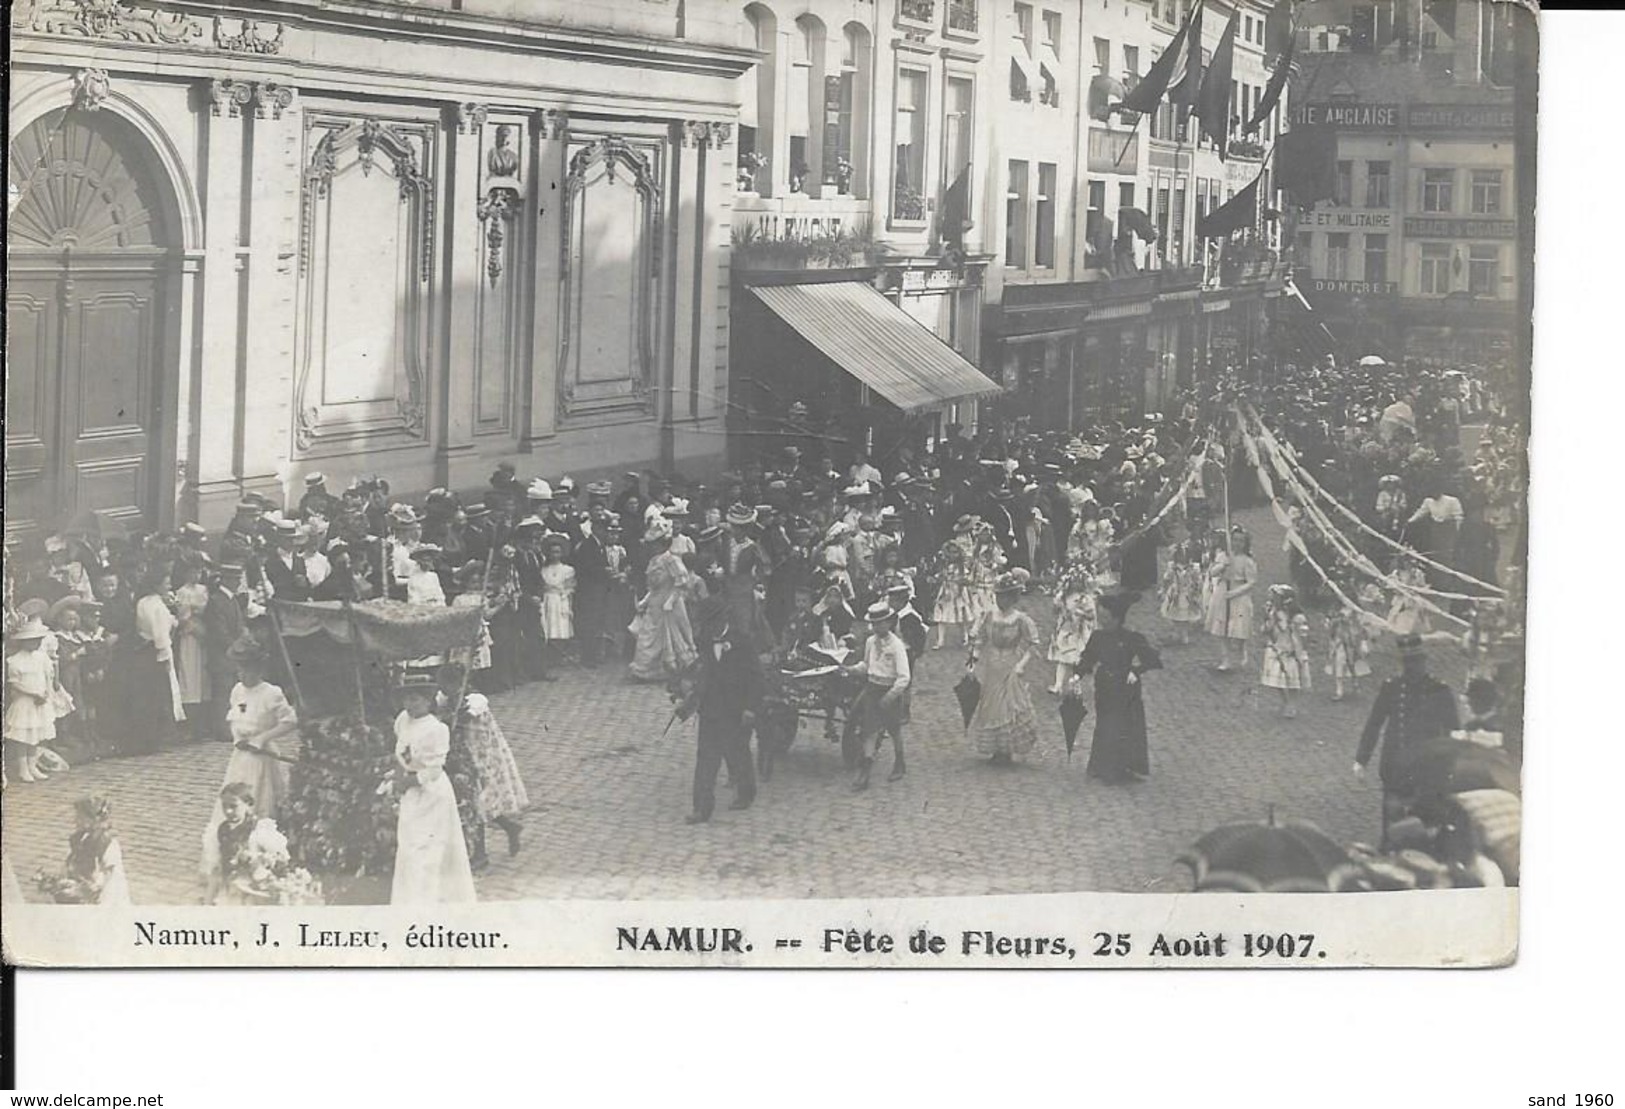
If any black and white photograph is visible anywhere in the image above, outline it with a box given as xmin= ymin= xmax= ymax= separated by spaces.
xmin=3 ymin=0 xmax=1531 ymax=971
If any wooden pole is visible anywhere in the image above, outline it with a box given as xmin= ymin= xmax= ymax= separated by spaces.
xmin=341 ymin=597 xmax=368 ymax=727
xmin=266 ymin=602 xmax=306 ymax=715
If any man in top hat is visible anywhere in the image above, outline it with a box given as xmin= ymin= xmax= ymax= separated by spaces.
xmin=298 ymin=473 xmax=340 ymax=523
xmin=461 ymin=503 xmax=495 ymax=566
xmin=262 ymin=519 xmax=312 ymax=602
xmin=673 ymin=596 xmax=762 ymax=824
xmin=570 ymin=505 xmax=612 ymax=668
xmin=1355 ymin=634 xmax=1461 ymax=849
xmin=843 ymin=599 xmax=912 ymax=789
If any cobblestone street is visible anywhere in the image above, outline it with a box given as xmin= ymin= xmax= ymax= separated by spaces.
xmin=2 ymin=504 xmax=1474 ymax=904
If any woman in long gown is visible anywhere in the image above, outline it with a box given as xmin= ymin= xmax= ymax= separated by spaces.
xmin=198 ymin=635 xmax=301 ymax=889
xmin=172 ymin=561 xmax=209 ymax=740
xmin=966 ymin=571 xmax=1042 ymax=764
xmin=391 ymin=675 xmax=477 ymax=905
xmin=131 ymin=565 xmax=182 ymax=753
xmin=1211 ymin=528 xmax=1257 ymax=672
xmin=629 ymin=521 xmax=699 ymax=682
xmin=1076 ymin=591 xmax=1163 ymax=785
xmin=436 ymin=662 xmax=529 ymax=858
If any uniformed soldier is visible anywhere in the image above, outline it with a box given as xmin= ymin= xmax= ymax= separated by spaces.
xmin=1355 ymin=634 xmax=1461 ymax=849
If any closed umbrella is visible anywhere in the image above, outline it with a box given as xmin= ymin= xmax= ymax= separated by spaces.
xmin=1059 ymin=683 xmax=1088 ymax=760
xmin=953 ymin=670 xmax=980 ymax=728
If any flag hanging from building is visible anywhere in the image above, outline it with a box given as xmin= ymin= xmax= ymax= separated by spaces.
xmin=939 ymin=164 xmax=973 ymax=254
xmin=1247 ymin=25 xmax=1294 ymax=131
xmin=1196 ymin=7 xmax=1240 ymax=157
xmin=1118 ymin=7 xmax=1194 ymax=115
xmin=1275 ymin=123 xmax=1338 ymax=203
xmin=1197 ymin=173 xmax=1260 ymax=238
xmin=1170 ymin=0 xmax=1206 ymax=109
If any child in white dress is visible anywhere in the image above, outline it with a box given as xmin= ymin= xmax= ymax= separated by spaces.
xmin=1047 ymin=567 xmax=1097 ymax=693
xmin=36 ymin=795 xmax=130 ymax=905
xmin=1260 ymin=585 xmax=1313 ymax=718
xmin=539 ymin=535 xmax=577 ymax=658
xmin=1324 ymin=605 xmax=1374 ymax=701
xmin=6 ymin=618 xmax=59 ymax=783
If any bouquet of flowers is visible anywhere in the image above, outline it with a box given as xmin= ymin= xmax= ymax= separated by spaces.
xmin=228 ymin=819 xmax=324 ymax=905
xmin=33 ymin=867 xmax=99 ymax=904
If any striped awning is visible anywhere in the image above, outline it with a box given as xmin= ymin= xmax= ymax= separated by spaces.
xmin=750 ymin=281 xmax=1000 ymax=413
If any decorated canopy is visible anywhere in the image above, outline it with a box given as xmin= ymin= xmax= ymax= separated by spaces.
xmin=273 ymin=600 xmax=482 ymax=662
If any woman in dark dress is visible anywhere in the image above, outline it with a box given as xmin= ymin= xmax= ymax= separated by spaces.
xmin=1075 ymin=591 xmax=1163 ymax=785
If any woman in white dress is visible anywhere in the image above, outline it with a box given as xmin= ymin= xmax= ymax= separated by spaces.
xmin=198 ymin=635 xmax=301 ymax=890
xmin=391 ymin=674 xmax=477 ymax=905
xmin=1212 ymin=528 xmax=1257 ymax=672
xmin=172 ymin=560 xmax=210 ymax=739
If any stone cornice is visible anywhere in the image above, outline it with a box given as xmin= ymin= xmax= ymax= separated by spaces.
xmin=9 ymin=0 xmax=760 ymax=79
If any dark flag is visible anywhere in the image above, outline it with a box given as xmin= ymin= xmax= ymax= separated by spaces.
xmin=1170 ymin=0 xmax=1205 ymax=109
xmin=1118 ymin=9 xmax=1193 ymax=115
xmin=1247 ymin=29 xmax=1294 ymax=131
xmin=1197 ymin=173 xmax=1259 ymax=238
xmin=939 ymin=163 xmax=972 ymax=253
xmin=1276 ymin=124 xmax=1338 ymax=203
xmin=1120 ymin=206 xmax=1161 ymax=243
xmin=1196 ymin=7 xmax=1240 ymax=157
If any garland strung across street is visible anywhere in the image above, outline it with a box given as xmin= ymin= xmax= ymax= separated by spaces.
xmin=1244 ymin=404 xmax=1506 ymax=599
xmin=1231 ymin=407 xmax=1469 ymax=636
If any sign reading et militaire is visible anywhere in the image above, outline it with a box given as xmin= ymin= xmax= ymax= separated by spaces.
xmin=1308 ymin=210 xmax=1393 ymax=229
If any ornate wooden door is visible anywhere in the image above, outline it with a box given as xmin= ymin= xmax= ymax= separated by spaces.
xmin=6 ymin=109 xmax=174 ymax=538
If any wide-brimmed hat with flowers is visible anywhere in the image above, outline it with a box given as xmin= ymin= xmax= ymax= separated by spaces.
xmin=993 ymin=568 xmax=1030 ymax=595
xmin=725 ymin=503 xmax=757 ymax=527
xmin=226 ymin=633 xmax=268 ymax=666
xmin=11 ymin=617 xmax=50 ymax=641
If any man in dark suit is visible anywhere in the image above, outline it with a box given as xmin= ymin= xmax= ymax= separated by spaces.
xmin=261 ymin=521 xmax=312 ymax=602
xmin=571 ymin=507 xmax=612 ymax=667
xmin=1355 ymin=634 xmax=1461 ymax=848
xmin=675 ymin=598 xmax=762 ymax=824
xmin=203 ymin=563 xmax=249 ymax=742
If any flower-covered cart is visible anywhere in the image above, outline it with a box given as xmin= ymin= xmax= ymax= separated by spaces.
xmin=267 ymin=599 xmax=485 ymax=904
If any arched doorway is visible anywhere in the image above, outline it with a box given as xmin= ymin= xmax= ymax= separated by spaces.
xmin=6 ymin=107 xmax=179 ymax=538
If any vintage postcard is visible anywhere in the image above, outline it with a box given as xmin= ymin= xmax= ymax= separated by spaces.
xmin=2 ymin=0 xmax=1530 ymax=969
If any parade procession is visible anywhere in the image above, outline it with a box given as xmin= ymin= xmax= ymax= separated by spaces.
xmin=3 ymin=0 xmax=1529 ymax=909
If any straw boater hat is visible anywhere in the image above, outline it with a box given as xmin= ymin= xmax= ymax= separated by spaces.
xmin=46 ymin=596 xmax=99 ymax=625
xmin=586 ymin=481 xmax=613 ymax=500
xmin=409 ymin=544 xmax=443 ymax=563
xmin=725 ymin=504 xmax=758 ymax=527
xmin=11 ymin=617 xmax=49 ymax=642
xmin=515 ymin=515 xmax=545 ymax=532
xmin=388 ymin=503 xmax=421 ymax=527
xmin=465 ymin=503 xmax=489 ymax=520
xmin=864 ymin=599 xmax=897 ymax=625
xmin=304 ymin=472 xmax=327 ymax=488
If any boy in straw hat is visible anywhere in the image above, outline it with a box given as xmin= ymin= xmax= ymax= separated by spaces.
xmin=842 ymin=599 xmax=912 ymax=790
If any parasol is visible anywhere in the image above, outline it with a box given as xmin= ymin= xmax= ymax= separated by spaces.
xmin=1177 ymin=811 xmax=1362 ymax=893
xmin=1059 ymin=679 xmax=1088 ymax=760
xmin=1358 ymin=355 xmax=1387 ymax=367
xmin=1401 ymin=738 xmax=1521 ymax=799
xmin=953 ymin=671 xmax=980 ymax=728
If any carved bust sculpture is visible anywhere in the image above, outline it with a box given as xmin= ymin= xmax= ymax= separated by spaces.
xmin=487 ymin=125 xmax=520 ymax=180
